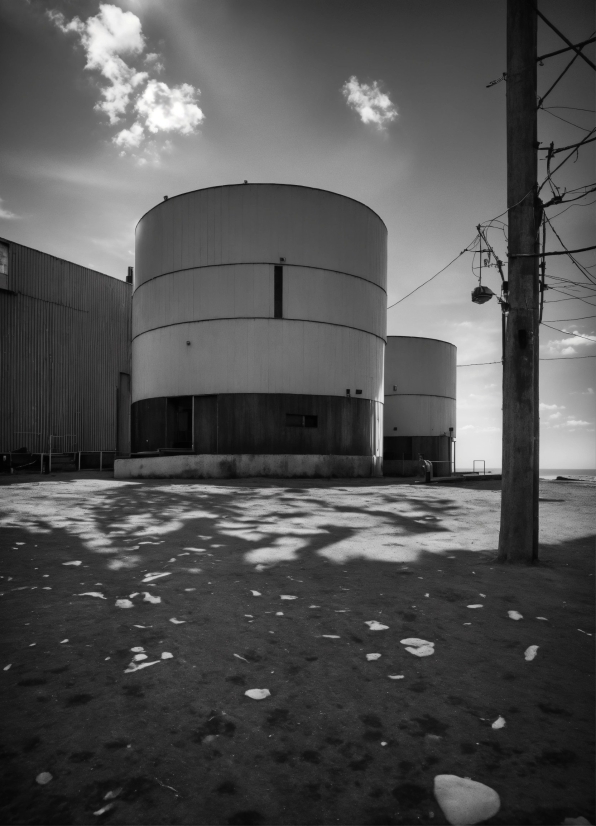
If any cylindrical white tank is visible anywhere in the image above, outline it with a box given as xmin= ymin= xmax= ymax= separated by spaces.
xmin=130 ymin=183 xmax=387 ymax=475
xmin=384 ymin=336 xmax=456 ymax=476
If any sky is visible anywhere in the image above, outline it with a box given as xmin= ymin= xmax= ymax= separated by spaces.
xmin=1 ymin=0 xmax=594 ymax=469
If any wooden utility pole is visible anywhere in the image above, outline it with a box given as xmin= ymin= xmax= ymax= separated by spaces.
xmin=497 ymin=0 xmax=540 ymax=563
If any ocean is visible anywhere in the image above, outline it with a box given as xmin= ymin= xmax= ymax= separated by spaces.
xmin=458 ymin=468 xmax=596 ymax=480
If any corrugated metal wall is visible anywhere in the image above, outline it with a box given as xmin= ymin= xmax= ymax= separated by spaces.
xmin=0 ymin=239 xmax=131 ymax=453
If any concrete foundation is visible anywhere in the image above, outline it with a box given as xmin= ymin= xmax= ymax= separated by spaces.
xmin=114 ymin=453 xmax=383 ymax=480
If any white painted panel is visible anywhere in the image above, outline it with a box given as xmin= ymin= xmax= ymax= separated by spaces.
xmin=135 ymin=184 xmax=387 ymax=290
xmin=132 ymin=265 xmax=386 ymax=340
xmin=385 ymin=337 xmax=456 ymax=399
xmin=384 ymin=395 xmax=456 ymax=437
xmin=131 ymin=319 xmax=384 ymax=403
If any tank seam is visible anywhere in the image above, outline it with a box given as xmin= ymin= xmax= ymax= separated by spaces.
xmin=132 ymin=263 xmax=387 ymax=295
xmin=132 ymin=317 xmax=387 ymax=344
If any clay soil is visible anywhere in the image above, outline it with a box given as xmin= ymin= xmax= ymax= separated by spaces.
xmin=0 ymin=473 xmax=594 ymax=826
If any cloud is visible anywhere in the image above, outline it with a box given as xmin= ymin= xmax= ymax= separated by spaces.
xmin=48 ymin=5 xmax=147 ymax=123
xmin=539 ymin=402 xmax=565 ymax=411
xmin=548 ymin=412 xmax=562 ymax=420
xmin=48 ymin=4 xmax=204 ymax=156
xmin=0 ymin=198 xmax=19 ymax=219
xmin=549 ymin=417 xmax=592 ymax=430
xmin=342 ymin=76 xmax=398 ymax=129
xmin=542 ymin=331 xmax=596 ymax=356
xmin=113 ymin=121 xmax=144 ymax=148
xmin=135 ymin=80 xmax=204 ymax=135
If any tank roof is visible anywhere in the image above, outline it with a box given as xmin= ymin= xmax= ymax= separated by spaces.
xmin=136 ymin=182 xmax=387 ymax=231
xmin=386 ymin=335 xmax=456 ymax=348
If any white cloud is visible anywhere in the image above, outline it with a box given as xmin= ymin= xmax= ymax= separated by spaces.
xmin=539 ymin=402 xmax=565 ymax=411
xmin=548 ymin=412 xmax=562 ymax=420
xmin=342 ymin=76 xmax=397 ymax=129
xmin=114 ymin=121 xmax=145 ymax=149
xmin=135 ymin=80 xmax=204 ymax=135
xmin=48 ymin=5 xmax=147 ymax=123
xmin=0 ymin=198 xmax=18 ymax=219
xmin=542 ymin=331 xmax=596 ymax=357
xmin=48 ymin=4 xmax=205 ymax=158
xmin=550 ymin=418 xmax=592 ymax=430
xmin=144 ymin=52 xmax=164 ymax=73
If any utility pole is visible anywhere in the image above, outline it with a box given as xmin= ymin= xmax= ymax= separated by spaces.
xmin=497 ymin=0 xmax=540 ymax=563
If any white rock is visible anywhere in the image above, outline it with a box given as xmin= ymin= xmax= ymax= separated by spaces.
xmin=250 ymin=590 xmax=261 ymax=597
xmin=366 ymin=653 xmax=381 ymax=661
xmin=77 ymin=592 xmax=106 ymax=599
xmin=245 ymin=688 xmax=271 ymax=700
xmin=467 ymin=604 xmax=483 ymax=609
xmin=280 ymin=595 xmax=297 ymax=600
xmin=405 ymin=644 xmax=435 ymax=657
xmin=169 ymin=618 xmax=186 ymax=624
xmin=491 ymin=716 xmax=506 ymax=729
xmin=161 ymin=652 xmax=173 ymax=659
xmin=400 ymin=638 xmax=433 ymax=647
xmin=142 ymin=592 xmax=161 ymax=604
xmin=365 ymin=621 xmax=389 ymax=631
xmin=507 ymin=610 xmax=523 ymax=620
xmin=433 ymin=774 xmax=500 ymax=825
xmin=115 ymin=599 xmax=133 ymax=609
xmin=130 ymin=647 xmax=145 ymax=653
xmin=36 ymin=772 xmax=52 ymax=785
xmin=524 ymin=645 xmax=539 ymax=661
xmin=388 ymin=675 xmax=405 ymax=680
xmin=62 ymin=561 xmax=82 ymax=566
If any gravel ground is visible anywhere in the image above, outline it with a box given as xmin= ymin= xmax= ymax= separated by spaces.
xmin=0 ymin=472 xmax=594 ymax=826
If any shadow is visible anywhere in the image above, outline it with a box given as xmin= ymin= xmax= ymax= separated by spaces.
xmin=0 ymin=473 xmax=594 ymax=826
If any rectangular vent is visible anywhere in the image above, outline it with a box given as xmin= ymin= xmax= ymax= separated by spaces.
xmin=274 ymin=265 xmax=283 ymax=318
xmin=285 ymin=414 xmax=318 ymax=428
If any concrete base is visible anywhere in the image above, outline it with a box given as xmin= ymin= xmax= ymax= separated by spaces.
xmin=114 ymin=454 xmax=383 ymax=480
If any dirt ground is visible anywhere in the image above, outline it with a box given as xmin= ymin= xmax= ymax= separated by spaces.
xmin=0 ymin=472 xmax=594 ymax=826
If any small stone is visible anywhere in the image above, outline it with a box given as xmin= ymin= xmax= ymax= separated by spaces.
xmin=36 ymin=772 xmax=53 ymax=785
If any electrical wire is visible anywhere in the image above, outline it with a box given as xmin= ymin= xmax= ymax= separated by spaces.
xmin=457 ymin=355 xmax=596 ymax=365
xmin=550 ymin=198 xmax=596 ymax=220
xmin=542 ymin=105 xmax=596 ymax=114
xmin=543 ymin=314 xmax=596 ymax=321
xmin=387 ymin=239 xmax=477 ymax=309
xmin=544 ymin=295 xmax=596 ymax=305
xmin=539 ymin=108 xmax=594 ymax=131
xmin=543 ymin=213 xmax=596 ymax=283
xmin=540 ymin=323 xmax=596 ymax=342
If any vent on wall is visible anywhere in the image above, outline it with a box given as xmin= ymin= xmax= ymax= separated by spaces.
xmin=286 ymin=414 xmax=317 ymax=428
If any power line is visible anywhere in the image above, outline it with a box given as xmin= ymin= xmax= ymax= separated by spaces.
xmin=542 ymin=105 xmax=596 ymax=114
xmin=457 ymin=354 xmax=596 ymax=366
xmin=543 ymin=314 xmax=596 ymax=321
xmin=544 ymin=294 xmax=596 ymax=305
xmin=541 ymin=322 xmax=596 ymax=342
xmin=540 ymin=108 xmax=594 ymax=131
xmin=387 ymin=240 xmax=476 ymax=309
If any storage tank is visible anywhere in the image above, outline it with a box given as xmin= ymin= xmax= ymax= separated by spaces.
xmin=383 ymin=336 xmax=456 ymax=477
xmin=117 ymin=183 xmax=387 ymax=479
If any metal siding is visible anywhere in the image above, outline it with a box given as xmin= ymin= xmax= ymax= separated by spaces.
xmin=135 ymin=184 xmax=387 ymax=289
xmin=385 ymin=336 xmax=457 ymax=399
xmin=131 ymin=320 xmax=384 ymax=403
xmin=384 ymin=395 xmax=456 ymax=437
xmin=132 ymin=265 xmax=385 ymax=341
xmin=0 ymin=240 xmax=131 ymax=453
